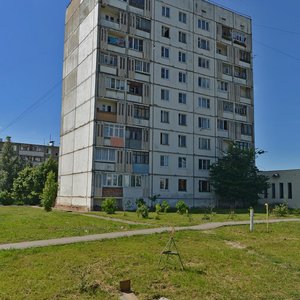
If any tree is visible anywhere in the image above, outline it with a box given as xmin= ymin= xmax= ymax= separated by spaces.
xmin=0 ymin=136 xmax=24 ymax=193
xmin=41 ymin=171 xmax=58 ymax=211
xmin=209 ymin=143 xmax=269 ymax=208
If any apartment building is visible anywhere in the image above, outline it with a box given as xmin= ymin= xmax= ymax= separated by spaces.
xmin=57 ymin=0 xmax=254 ymax=211
xmin=0 ymin=137 xmax=59 ymax=166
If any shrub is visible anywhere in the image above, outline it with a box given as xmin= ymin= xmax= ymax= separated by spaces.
xmin=273 ymin=203 xmax=289 ymax=217
xmin=136 ymin=204 xmax=149 ymax=218
xmin=102 ymin=197 xmax=117 ymax=214
xmin=41 ymin=171 xmax=58 ymax=212
xmin=155 ymin=203 xmax=162 ymax=214
xmin=0 ymin=191 xmax=14 ymax=206
xmin=176 ymin=200 xmax=188 ymax=215
xmin=161 ymin=200 xmax=170 ymax=213
xmin=136 ymin=198 xmax=146 ymax=208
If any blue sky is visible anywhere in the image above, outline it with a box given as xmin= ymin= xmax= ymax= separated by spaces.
xmin=0 ymin=0 xmax=299 ymax=171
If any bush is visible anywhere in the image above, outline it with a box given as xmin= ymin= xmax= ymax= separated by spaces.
xmin=136 ymin=198 xmax=146 ymax=208
xmin=176 ymin=200 xmax=188 ymax=215
xmin=102 ymin=197 xmax=117 ymax=214
xmin=155 ymin=203 xmax=162 ymax=214
xmin=41 ymin=171 xmax=58 ymax=212
xmin=0 ymin=191 xmax=14 ymax=205
xmin=273 ymin=203 xmax=289 ymax=217
xmin=136 ymin=204 xmax=149 ymax=218
xmin=161 ymin=200 xmax=170 ymax=213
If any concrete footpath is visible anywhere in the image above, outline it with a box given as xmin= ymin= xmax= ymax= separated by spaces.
xmin=0 ymin=218 xmax=299 ymax=251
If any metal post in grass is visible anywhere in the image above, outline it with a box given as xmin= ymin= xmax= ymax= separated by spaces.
xmin=249 ymin=207 xmax=254 ymax=232
xmin=265 ymin=203 xmax=269 ymax=232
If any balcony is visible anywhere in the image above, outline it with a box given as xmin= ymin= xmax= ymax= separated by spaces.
xmin=125 ymin=139 xmax=142 ymax=150
xmin=133 ymin=163 xmax=149 ymax=174
xmin=96 ymin=111 xmax=117 ymax=123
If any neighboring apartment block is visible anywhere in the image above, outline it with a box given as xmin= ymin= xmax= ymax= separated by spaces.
xmin=0 ymin=138 xmax=59 ymax=166
xmin=57 ymin=0 xmax=254 ymax=211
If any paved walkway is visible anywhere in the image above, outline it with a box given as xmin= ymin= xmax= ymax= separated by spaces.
xmin=0 ymin=218 xmax=299 ymax=251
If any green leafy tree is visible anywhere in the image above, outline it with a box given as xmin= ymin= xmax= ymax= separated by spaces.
xmin=0 ymin=137 xmax=25 ymax=193
xmin=209 ymin=143 xmax=269 ymax=208
xmin=41 ymin=171 xmax=58 ymax=211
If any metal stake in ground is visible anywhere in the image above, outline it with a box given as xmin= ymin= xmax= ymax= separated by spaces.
xmin=159 ymin=227 xmax=184 ymax=271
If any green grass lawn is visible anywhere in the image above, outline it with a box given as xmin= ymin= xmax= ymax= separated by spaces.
xmin=0 ymin=222 xmax=299 ymax=299
xmin=88 ymin=209 xmax=300 ymax=227
xmin=0 ymin=206 xmax=143 ymax=244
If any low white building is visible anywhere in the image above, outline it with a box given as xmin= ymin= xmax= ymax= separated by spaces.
xmin=260 ymin=169 xmax=300 ymax=209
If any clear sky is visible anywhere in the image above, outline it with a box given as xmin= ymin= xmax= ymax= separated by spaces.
xmin=0 ymin=0 xmax=299 ymax=171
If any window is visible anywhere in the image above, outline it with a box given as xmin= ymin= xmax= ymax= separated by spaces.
xmin=161 ymin=89 xmax=170 ymax=101
xmin=198 ymin=117 xmax=210 ymax=129
xmin=198 ymin=38 xmax=210 ymax=50
xmin=199 ymin=159 xmax=210 ymax=170
xmin=179 ymin=93 xmax=187 ymax=104
xmin=288 ymin=182 xmax=292 ymax=199
xmin=198 ymin=19 xmax=209 ymax=31
xmin=232 ymin=31 xmax=246 ymax=45
xmin=218 ymin=81 xmax=228 ymax=92
xmin=178 ymin=157 xmax=187 ymax=168
xmin=178 ymin=135 xmax=187 ymax=147
xmin=100 ymin=53 xmax=117 ymax=66
xmin=107 ymin=35 xmax=126 ymax=47
xmin=102 ymin=174 xmax=123 ymax=187
xmin=95 ymin=148 xmax=115 ymax=162
xmin=198 ymin=57 xmax=210 ymax=69
xmin=130 ymin=175 xmax=142 ymax=187
xmin=240 ymin=50 xmax=251 ymax=63
xmin=135 ymin=59 xmax=150 ymax=73
xmin=161 ymin=46 xmax=170 ymax=58
xmin=223 ymin=101 xmax=233 ymax=112
xmin=161 ymin=110 xmax=169 ymax=123
xmin=234 ymin=67 xmax=247 ymax=79
xmin=279 ymin=183 xmax=284 ymax=199
xmin=240 ymin=86 xmax=251 ymax=98
xmin=136 ymin=16 xmax=151 ymax=33
xmin=128 ymin=81 xmax=143 ymax=95
xmin=178 ymin=51 xmax=186 ymax=63
xmin=134 ymin=105 xmax=149 ymax=120
xmin=160 ymin=155 xmax=169 ymax=167
xmin=161 ymin=26 xmax=170 ymax=38
xmin=160 ymin=133 xmax=169 ymax=145
xmin=162 ymin=6 xmax=170 ymax=17
xmin=178 ymin=114 xmax=187 ymax=126
xmin=179 ymin=31 xmax=187 ymax=43
xmin=179 ymin=72 xmax=186 ymax=83
xmin=129 ymin=37 xmax=144 ymax=51
xmin=199 ymin=138 xmax=210 ymax=150
xmin=199 ymin=97 xmax=210 ymax=109
xmin=133 ymin=152 xmax=149 ymax=164
xmin=222 ymin=64 xmax=232 ymax=75
xmin=106 ymin=77 xmax=125 ymax=90
xmin=236 ymin=141 xmax=251 ymax=150
xmin=160 ymin=178 xmax=169 ymax=190
xmin=199 ymin=180 xmax=210 ymax=192
xmin=178 ymin=179 xmax=187 ymax=192
xmin=198 ymin=77 xmax=210 ymax=89
xmin=217 ymin=119 xmax=228 ymax=131
xmin=103 ymin=124 xmax=124 ymax=138
xmin=161 ymin=67 xmax=169 ymax=79
xmin=241 ymin=124 xmax=252 ymax=136
xmin=235 ymin=104 xmax=247 ymax=116
xmin=272 ymin=183 xmax=276 ymax=199
xmin=129 ymin=0 xmax=144 ymax=9
xmin=179 ymin=12 xmax=187 ymax=23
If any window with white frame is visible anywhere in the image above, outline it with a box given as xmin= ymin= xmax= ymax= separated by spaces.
xmin=198 ymin=38 xmax=210 ymax=50
xmin=178 ymin=135 xmax=187 ymax=147
xmin=199 ymin=97 xmax=210 ymax=109
xmin=161 ymin=89 xmax=170 ymax=101
xmin=235 ymin=104 xmax=247 ymax=116
xmin=198 ymin=117 xmax=210 ymax=129
xmin=199 ymin=180 xmax=210 ymax=192
xmin=95 ymin=148 xmax=115 ymax=162
xmin=162 ymin=6 xmax=170 ymax=17
xmin=198 ymin=77 xmax=210 ymax=89
xmin=160 ymin=132 xmax=169 ymax=145
xmin=160 ymin=178 xmax=169 ymax=190
xmin=135 ymin=59 xmax=150 ymax=73
xmin=161 ymin=46 xmax=170 ymax=58
xmin=198 ymin=57 xmax=210 ymax=69
xmin=178 ymin=113 xmax=187 ymax=126
xmin=161 ymin=25 xmax=170 ymax=38
xmin=178 ymin=157 xmax=187 ymax=168
xmin=179 ymin=72 xmax=186 ymax=83
xmin=217 ymin=119 xmax=228 ymax=130
xmin=179 ymin=12 xmax=187 ymax=23
xmin=130 ymin=175 xmax=142 ymax=187
xmin=100 ymin=53 xmax=118 ymax=67
xmin=161 ymin=67 xmax=169 ymax=79
xmin=179 ymin=31 xmax=187 ymax=43
xmin=178 ymin=51 xmax=186 ymax=63
xmin=103 ymin=123 xmax=124 ymax=138
xmin=106 ymin=77 xmax=125 ymax=90
xmin=199 ymin=159 xmax=210 ymax=170
xmin=179 ymin=93 xmax=187 ymax=104
xmin=161 ymin=110 xmax=169 ymax=123
xmin=160 ymin=155 xmax=169 ymax=167
xmin=102 ymin=173 xmax=123 ymax=187
xmin=128 ymin=37 xmax=144 ymax=51
xmin=199 ymin=137 xmax=211 ymax=150
xmin=218 ymin=81 xmax=228 ymax=92
xmin=198 ymin=19 xmax=209 ymax=31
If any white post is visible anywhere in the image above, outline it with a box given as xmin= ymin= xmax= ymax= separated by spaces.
xmin=250 ymin=208 xmax=254 ymax=232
